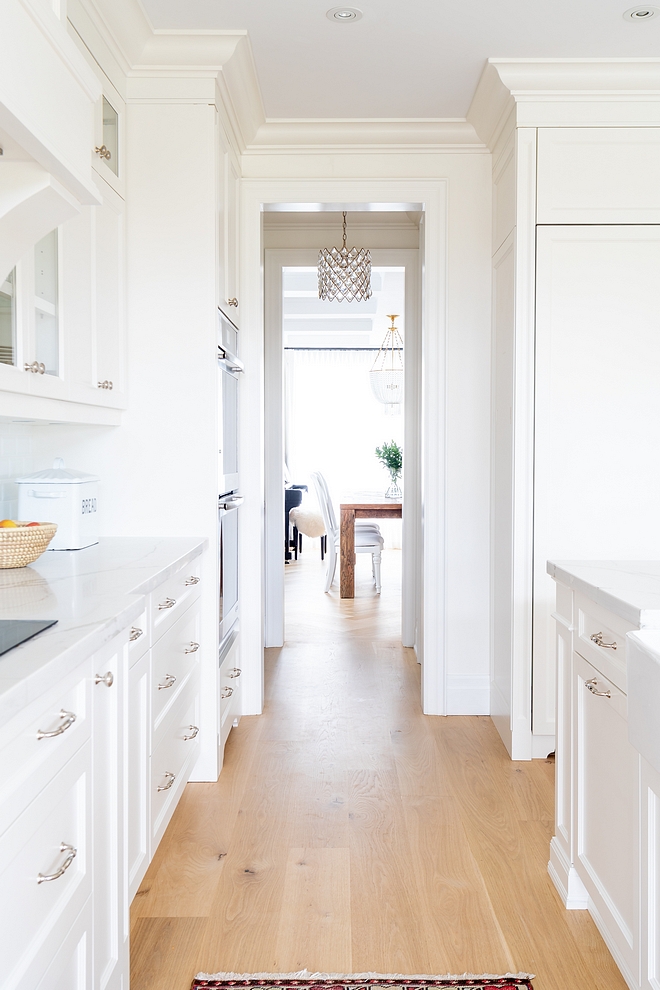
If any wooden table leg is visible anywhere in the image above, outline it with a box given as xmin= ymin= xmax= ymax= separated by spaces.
xmin=340 ymin=507 xmax=355 ymax=598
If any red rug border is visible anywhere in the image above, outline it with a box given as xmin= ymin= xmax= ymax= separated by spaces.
xmin=191 ymin=978 xmax=534 ymax=989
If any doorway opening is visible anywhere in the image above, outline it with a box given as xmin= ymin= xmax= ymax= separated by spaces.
xmin=263 ymin=211 xmax=422 ymax=697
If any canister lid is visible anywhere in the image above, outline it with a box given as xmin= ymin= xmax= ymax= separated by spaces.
xmin=16 ymin=458 xmax=99 ymax=485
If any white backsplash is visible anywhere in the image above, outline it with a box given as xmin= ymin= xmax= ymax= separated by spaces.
xmin=0 ymin=424 xmax=37 ymax=521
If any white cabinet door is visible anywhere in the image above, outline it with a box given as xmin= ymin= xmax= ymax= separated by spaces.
xmin=93 ymin=183 xmax=125 ymax=401
xmin=222 ymin=150 xmax=240 ymax=324
xmin=574 ymin=652 xmax=640 ymax=986
xmin=126 ymin=649 xmax=150 ymax=902
xmin=537 ymin=128 xmax=660 ymax=224
xmin=641 ymin=757 xmax=660 ymax=990
xmin=92 ymin=635 xmax=128 ymax=990
xmin=534 ymin=225 xmax=660 ymax=739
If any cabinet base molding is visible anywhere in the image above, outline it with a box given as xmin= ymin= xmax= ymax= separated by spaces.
xmin=532 ymin=733 xmax=555 ymax=759
xmin=548 ymin=837 xmax=589 ymax=909
xmin=586 ymin=896 xmax=640 ymax=990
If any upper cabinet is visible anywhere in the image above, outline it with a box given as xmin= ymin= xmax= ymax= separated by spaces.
xmin=219 ymin=127 xmax=241 ymax=327
xmin=92 ymin=82 xmax=125 ymax=200
xmin=537 ymin=128 xmax=660 ymax=224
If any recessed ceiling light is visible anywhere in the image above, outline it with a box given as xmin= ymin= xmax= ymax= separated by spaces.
xmin=623 ymin=5 xmax=659 ymax=18
xmin=326 ymin=7 xmax=363 ymax=21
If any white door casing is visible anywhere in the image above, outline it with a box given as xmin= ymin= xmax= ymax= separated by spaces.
xmin=239 ymin=178 xmax=448 ymax=717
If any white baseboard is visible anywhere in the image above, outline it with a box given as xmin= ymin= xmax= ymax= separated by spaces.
xmin=446 ymin=674 xmax=490 ymax=715
xmin=532 ymin=733 xmax=555 ymax=759
xmin=548 ymin=836 xmax=589 ymax=909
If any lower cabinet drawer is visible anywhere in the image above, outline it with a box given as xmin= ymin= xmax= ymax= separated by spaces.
xmin=152 ymin=601 xmax=201 ymax=740
xmin=151 ymin=687 xmax=200 ymax=849
xmin=574 ymin=592 xmax=633 ymax=693
xmin=0 ymin=741 xmax=91 ymax=989
xmin=151 ymin=564 xmax=202 ymax=645
xmin=0 ymin=663 xmax=91 ymax=837
xmin=34 ymin=894 xmax=93 ymax=990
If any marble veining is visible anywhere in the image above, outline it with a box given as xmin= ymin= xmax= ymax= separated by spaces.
xmin=547 ymin=560 xmax=660 ymax=626
xmin=0 ymin=537 xmax=206 ymax=720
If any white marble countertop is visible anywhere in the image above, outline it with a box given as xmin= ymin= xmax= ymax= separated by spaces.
xmin=547 ymin=560 xmax=660 ymax=627
xmin=0 ymin=537 xmax=207 ymax=721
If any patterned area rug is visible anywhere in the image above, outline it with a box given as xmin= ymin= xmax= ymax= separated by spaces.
xmin=191 ymin=971 xmax=534 ymax=990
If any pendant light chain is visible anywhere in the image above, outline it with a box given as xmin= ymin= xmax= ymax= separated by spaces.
xmin=318 ymin=211 xmax=372 ymax=303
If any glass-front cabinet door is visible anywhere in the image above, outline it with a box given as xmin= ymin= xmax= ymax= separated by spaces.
xmin=34 ymin=229 xmax=59 ymax=376
xmin=0 ymin=271 xmax=16 ymax=367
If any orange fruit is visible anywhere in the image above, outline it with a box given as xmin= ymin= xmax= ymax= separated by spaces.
xmin=26 ymin=522 xmax=40 ymax=527
xmin=0 ymin=520 xmax=17 ymax=528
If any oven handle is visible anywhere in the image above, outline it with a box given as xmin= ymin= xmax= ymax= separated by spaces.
xmin=218 ymin=348 xmax=245 ymax=374
xmin=220 ymin=495 xmax=244 ymax=511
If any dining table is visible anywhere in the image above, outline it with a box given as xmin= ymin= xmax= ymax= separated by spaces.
xmin=339 ymin=493 xmax=402 ymax=598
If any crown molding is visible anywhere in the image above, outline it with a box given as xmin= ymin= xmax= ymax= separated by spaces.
xmin=246 ymin=118 xmax=486 ymax=154
xmin=468 ymin=58 xmax=660 ymax=149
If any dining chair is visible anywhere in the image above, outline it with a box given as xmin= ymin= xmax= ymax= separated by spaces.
xmin=311 ymin=471 xmax=384 ymax=594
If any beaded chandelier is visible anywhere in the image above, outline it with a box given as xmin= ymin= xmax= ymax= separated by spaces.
xmin=370 ymin=314 xmax=404 ymax=414
xmin=318 ymin=211 xmax=372 ymax=302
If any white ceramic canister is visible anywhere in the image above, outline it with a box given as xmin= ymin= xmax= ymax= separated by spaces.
xmin=16 ymin=458 xmax=99 ymax=550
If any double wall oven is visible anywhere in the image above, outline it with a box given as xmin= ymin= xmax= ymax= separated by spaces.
xmin=218 ymin=309 xmax=243 ymax=647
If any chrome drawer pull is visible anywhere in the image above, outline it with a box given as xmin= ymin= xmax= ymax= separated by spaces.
xmin=157 ymin=771 xmax=176 ymax=792
xmin=185 ymin=576 xmax=200 ymax=586
xmin=158 ymin=674 xmax=177 ymax=690
xmin=97 ymin=380 xmax=113 ymax=390
xmin=228 ymin=667 xmax=242 ymax=678
xmin=158 ymin=597 xmax=176 ymax=610
xmin=37 ymin=710 xmax=77 ymax=740
xmin=129 ymin=626 xmax=143 ymax=642
xmin=590 ymin=631 xmax=617 ymax=650
xmin=183 ymin=725 xmax=199 ymax=741
xmin=585 ymin=677 xmax=612 ymax=698
xmin=184 ymin=641 xmax=200 ymax=654
xmin=95 ymin=671 xmax=114 ymax=688
xmin=37 ymin=842 xmax=77 ymax=883
xmin=221 ymin=686 xmax=234 ymax=699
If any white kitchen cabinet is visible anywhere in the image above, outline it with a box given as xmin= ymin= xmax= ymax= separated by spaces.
xmin=641 ymin=757 xmax=660 ymax=990
xmin=218 ymin=130 xmax=241 ymax=325
xmin=92 ymin=635 xmax=128 ymax=990
xmin=126 ymin=648 xmax=150 ymax=903
xmin=573 ymin=651 xmax=640 ymax=986
xmin=537 ymin=128 xmax=660 ymax=225
xmin=533 ymin=225 xmax=660 ymax=742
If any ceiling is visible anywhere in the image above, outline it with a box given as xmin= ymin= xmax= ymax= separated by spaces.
xmin=139 ymin=0 xmax=660 ymax=119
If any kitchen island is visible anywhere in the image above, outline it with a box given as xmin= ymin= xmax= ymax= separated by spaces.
xmin=548 ymin=560 xmax=660 ymax=990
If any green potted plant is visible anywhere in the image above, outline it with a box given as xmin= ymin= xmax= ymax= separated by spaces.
xmin=375 ymin=440 xmax=402 ymax=499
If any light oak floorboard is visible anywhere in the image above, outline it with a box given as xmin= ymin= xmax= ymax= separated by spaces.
xmin=131 ymin=549 xmax=627 ymax=989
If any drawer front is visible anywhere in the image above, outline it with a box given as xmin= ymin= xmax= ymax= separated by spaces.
xmin=0 ymin=663 xmax=91 ymax=836
xmin=575 ymin=592 xmax=634 ymax=694
xmin=219 ymin=634 xmax=241 ymax=722
xmin=34 ymin=894 xmax=93 ymax=990
xmin=128 ymin=607 xmax=148 ymax=666
xmin=0 ymin=741 xmax=91 ymax=989
xmin=150 ymin=565 xmax=202 ymax=644
xmin=152 ymin=600 xmax=201 ymax=735
xmin=151 ymin=690 xmax=200 ymax=848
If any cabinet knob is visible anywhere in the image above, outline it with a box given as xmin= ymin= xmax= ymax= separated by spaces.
xmin=97 ymin=380 xmax=113 ymax=390
xmin=226 ymin=298 xmax=238 ymax=308
xmin=129 ymin=626 xmax=143 ymax=642
xmin=183 ymin=725 xmax=200 ymax=741
xmin=24 ymin=361 xmax=45 ymax=374
xmin=94 ymin=671 xmax=114 ymax=687
xmin=37 ymin=842 xmax=77 ymax=884
xmin=157 ymin=771 xmax=176 ymax=792
xmin=94 ymin=145 xmax=112 ymax=161
xmin=37 ymin=709 xmax=77 ymax=740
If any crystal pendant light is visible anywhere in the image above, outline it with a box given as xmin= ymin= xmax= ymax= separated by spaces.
xmin=318 ymin=212 xmax=372 ymax=302
xmin=370 ymin=314 xmax=403 ymax=415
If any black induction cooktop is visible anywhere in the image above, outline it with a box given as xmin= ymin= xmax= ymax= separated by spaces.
xmin=0 ymin=619 xmax=58 ymax=657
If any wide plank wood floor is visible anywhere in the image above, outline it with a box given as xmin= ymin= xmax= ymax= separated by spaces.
xmin=131 ymin=546 xmax=627 ymax=990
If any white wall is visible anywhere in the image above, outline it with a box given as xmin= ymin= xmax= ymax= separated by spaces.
xmin=245 ymin=152 xmax=493 ymax=714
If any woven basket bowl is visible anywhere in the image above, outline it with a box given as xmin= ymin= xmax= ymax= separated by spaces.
xmin=0 ymin=522 xmax=58 ymax=569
